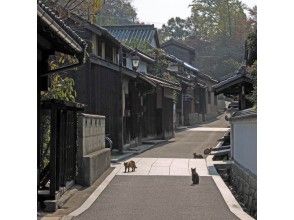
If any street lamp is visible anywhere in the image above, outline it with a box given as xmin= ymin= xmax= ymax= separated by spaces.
xmin=131 ymin=53 xmax=140 ymax=71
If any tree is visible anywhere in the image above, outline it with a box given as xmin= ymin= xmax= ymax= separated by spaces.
xmin=41 ymin=74 xmax=77 ymax=102
xmin=159 ymin=17 xmax=192 ymax=42
xmin=159 ymin=0 xmax=252 ymax=79
xmin=95 ymin=0 xmax=138 ymax=26
xmin=43 ymin=0 xmax=105 ymax=22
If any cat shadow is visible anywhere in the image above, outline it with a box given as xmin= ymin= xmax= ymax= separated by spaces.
xmin=190 ymin=183 xmax=199 ymax=186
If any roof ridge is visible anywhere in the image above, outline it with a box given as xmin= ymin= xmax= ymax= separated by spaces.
xmin=145 ymin=73 xmax=180 ymax=86
xmin=38 ymin=0 xmax=87 ymax=49
xmin=103 ymin=24 xmax=155 ymax=29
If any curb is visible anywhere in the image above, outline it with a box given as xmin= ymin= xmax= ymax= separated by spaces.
xmin=206 ymin=141 xmax=254 ymax=220
xmin=61 ymin=165 xmax=122 ymax=220
xmin=111 ymin=151 xmax=136 ymax=163
xmin=111 ymin=140 xmax=169 ymax=163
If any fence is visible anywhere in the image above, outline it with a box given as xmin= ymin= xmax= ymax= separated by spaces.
xmin=38 ymin=99 xmax=84 ymax=201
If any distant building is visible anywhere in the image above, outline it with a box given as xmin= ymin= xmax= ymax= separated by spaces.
xmin=162 ymin=38 xmax=196 ymax=65
xmin=162 ymin=38 xmax=223 ymax=124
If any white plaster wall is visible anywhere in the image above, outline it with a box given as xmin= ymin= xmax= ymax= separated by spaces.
xmin=137 ymin=61 xmax=147 ymax=74
xmin=231 ymin=118 xmax=257 ymax=175
xmin=126 ymin=57 xmax=132 ymax=70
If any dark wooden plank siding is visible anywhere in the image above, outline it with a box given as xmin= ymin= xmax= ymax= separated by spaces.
xmin=162 ymin=97 xmax=174 ymax=139
xmin=142 ymin=93 xmax=157 ymax=138
xmin=65 ymin=62 xmax=123 ymax=149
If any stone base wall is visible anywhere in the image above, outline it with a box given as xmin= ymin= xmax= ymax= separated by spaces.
xmin=230 ymin=162 xmax=257 ymax=218
xmin=76 ymin=113 xmax=111 ymax=186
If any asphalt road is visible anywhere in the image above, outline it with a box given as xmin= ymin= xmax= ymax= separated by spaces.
xmin=74 ymin=176 xmax=238 ymax=220
xmin=73 ymin=114 xmax=237 ymax=220
xmin=138 ymin=114 xmax=229 ymax=159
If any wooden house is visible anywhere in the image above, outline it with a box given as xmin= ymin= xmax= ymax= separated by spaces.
xmin=162 ymin=38 xmax=222 ymax=124
xmin=104 ymin=24 xmax=181 ymax=145
xmin=63 ymin=16 xmax=180 ymax=152
xmin=37 ymin=1 xmax=87 ymax=211
xmin=213 ymin=66 xmax=254 ymax=110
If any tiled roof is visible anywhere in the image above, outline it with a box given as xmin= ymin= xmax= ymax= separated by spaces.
xmin=162 ymin=38 xmax=195 ymax=53
xmin=139 ymin=73 xmax=181 ymax=91
xmin=68 ymin=13 xmax=121 ymax=46
xmin=230 ymin=108 xmax=257 ymax=121
xmin=37 ymin=0 xmax=87 ymax=61
xmin=163 ymin=52 xmax=217 ymax=83
xmin=213 ymin=66 xmax=253 ymax=92
xmin=104 ymin=25 xmax=160 ymax=48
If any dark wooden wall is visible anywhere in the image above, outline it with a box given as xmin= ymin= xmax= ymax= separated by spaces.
xmin=142 ymin=93 xmax=158 ymax=139
xmin=162 ymin=97 xmax=174 ymax=139
xmin=65 ymin=62 xmax=123 ymax=150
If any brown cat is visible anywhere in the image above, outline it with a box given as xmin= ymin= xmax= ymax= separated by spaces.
xmin=124 ymin=160 xmax=137 ymax=173
xmin=193 ymin=153 xmax=204 ymax=159
xmin=191 ymin=168 xmax=199 ymax=185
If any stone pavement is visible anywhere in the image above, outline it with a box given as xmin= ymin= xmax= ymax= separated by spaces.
xmin=116 ymin=157 xmax=209 ymax=176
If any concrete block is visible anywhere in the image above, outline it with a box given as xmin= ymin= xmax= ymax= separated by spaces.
xmin=77 ymin=148 xmax=111 ymax=186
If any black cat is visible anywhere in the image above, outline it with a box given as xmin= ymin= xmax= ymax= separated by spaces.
xmin=191 ymin=168 xmax=199 ymax=185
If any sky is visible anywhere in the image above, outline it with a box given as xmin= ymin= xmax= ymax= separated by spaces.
xmin=132 ymin=0 xmax=257 ymax=28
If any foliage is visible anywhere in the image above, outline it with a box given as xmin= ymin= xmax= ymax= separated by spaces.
xmin=41 ymin=74 xmax=77 ymax=102
xmin=159 ymin=0 xmax=257 ymax=80
xmin=40 ymin=74 xmax=77 ymax=170
xmin=159 ymin=17 xmax=192 ymax=43
xmin=245 ymin=30 xmax=257 ymax=66
xmin=95 ymin=0 xmax=138 ymax=26
xmin=44 ymin=0 xmax=105 ymax=22
xmin=48 ymin=52 xmax=79 ymax=71
xmin=247 ymin=61 xmax=257 ymax=108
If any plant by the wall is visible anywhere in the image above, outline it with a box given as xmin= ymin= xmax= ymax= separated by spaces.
xmin=246 ymin=61 xmax=257 ymax=109
xmin=41 ymin=74 xmax=76 ymax=102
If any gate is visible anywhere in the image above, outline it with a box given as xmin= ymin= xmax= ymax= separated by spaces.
xmin=38 ymin=99 xmax=84 ymax=200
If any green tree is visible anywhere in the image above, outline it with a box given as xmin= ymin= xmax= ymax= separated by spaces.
xmin=95 ymin=0 xmax=138 ymax=26
xmin=44 ymin=0 xmax=105 ymax=22
xmin=159 ymin=17 xmax=192 ymax=42
xmin=159 ymin=0 xmax=254 ymax=80
xmin=41 ymin=74 xmax=76 ymax=102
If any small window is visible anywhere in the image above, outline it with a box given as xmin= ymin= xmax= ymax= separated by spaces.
xmin=97 ymin=39 xmax=102 ymax=57
xmin=122 ymin=52 xmax=127 ymax=67
xmin=112 ymin=47 xmax=117 ymax=64
xmin=105 ymin=43 xmax=113 ymax=62
xmin=214 ymin=95 xmax=218 ymax=106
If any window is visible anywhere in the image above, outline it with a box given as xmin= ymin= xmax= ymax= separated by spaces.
xmin=112 ymin=47 xmax=118 ymax=64
xmin=122 ymin=52 xmax=127 ymax=67
xmin=105 ymin=43 xmax=113 ymax=62
xmin=207 ymin=91 xmax=211 ymax=104
xmin=97 ymin=39 xmax=102 ymax=57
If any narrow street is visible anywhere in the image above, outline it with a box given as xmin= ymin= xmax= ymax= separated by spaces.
xmin=73 ymin=115 xmax=239 ymax=220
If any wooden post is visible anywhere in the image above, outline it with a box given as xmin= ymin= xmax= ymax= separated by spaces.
xmin=181 ymin=91 xmax=184 ymax=125
xmin=118 ymin=73 xmax=124 ymax=153
xmin=50 ymin=105 xmax=57 ymax=199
